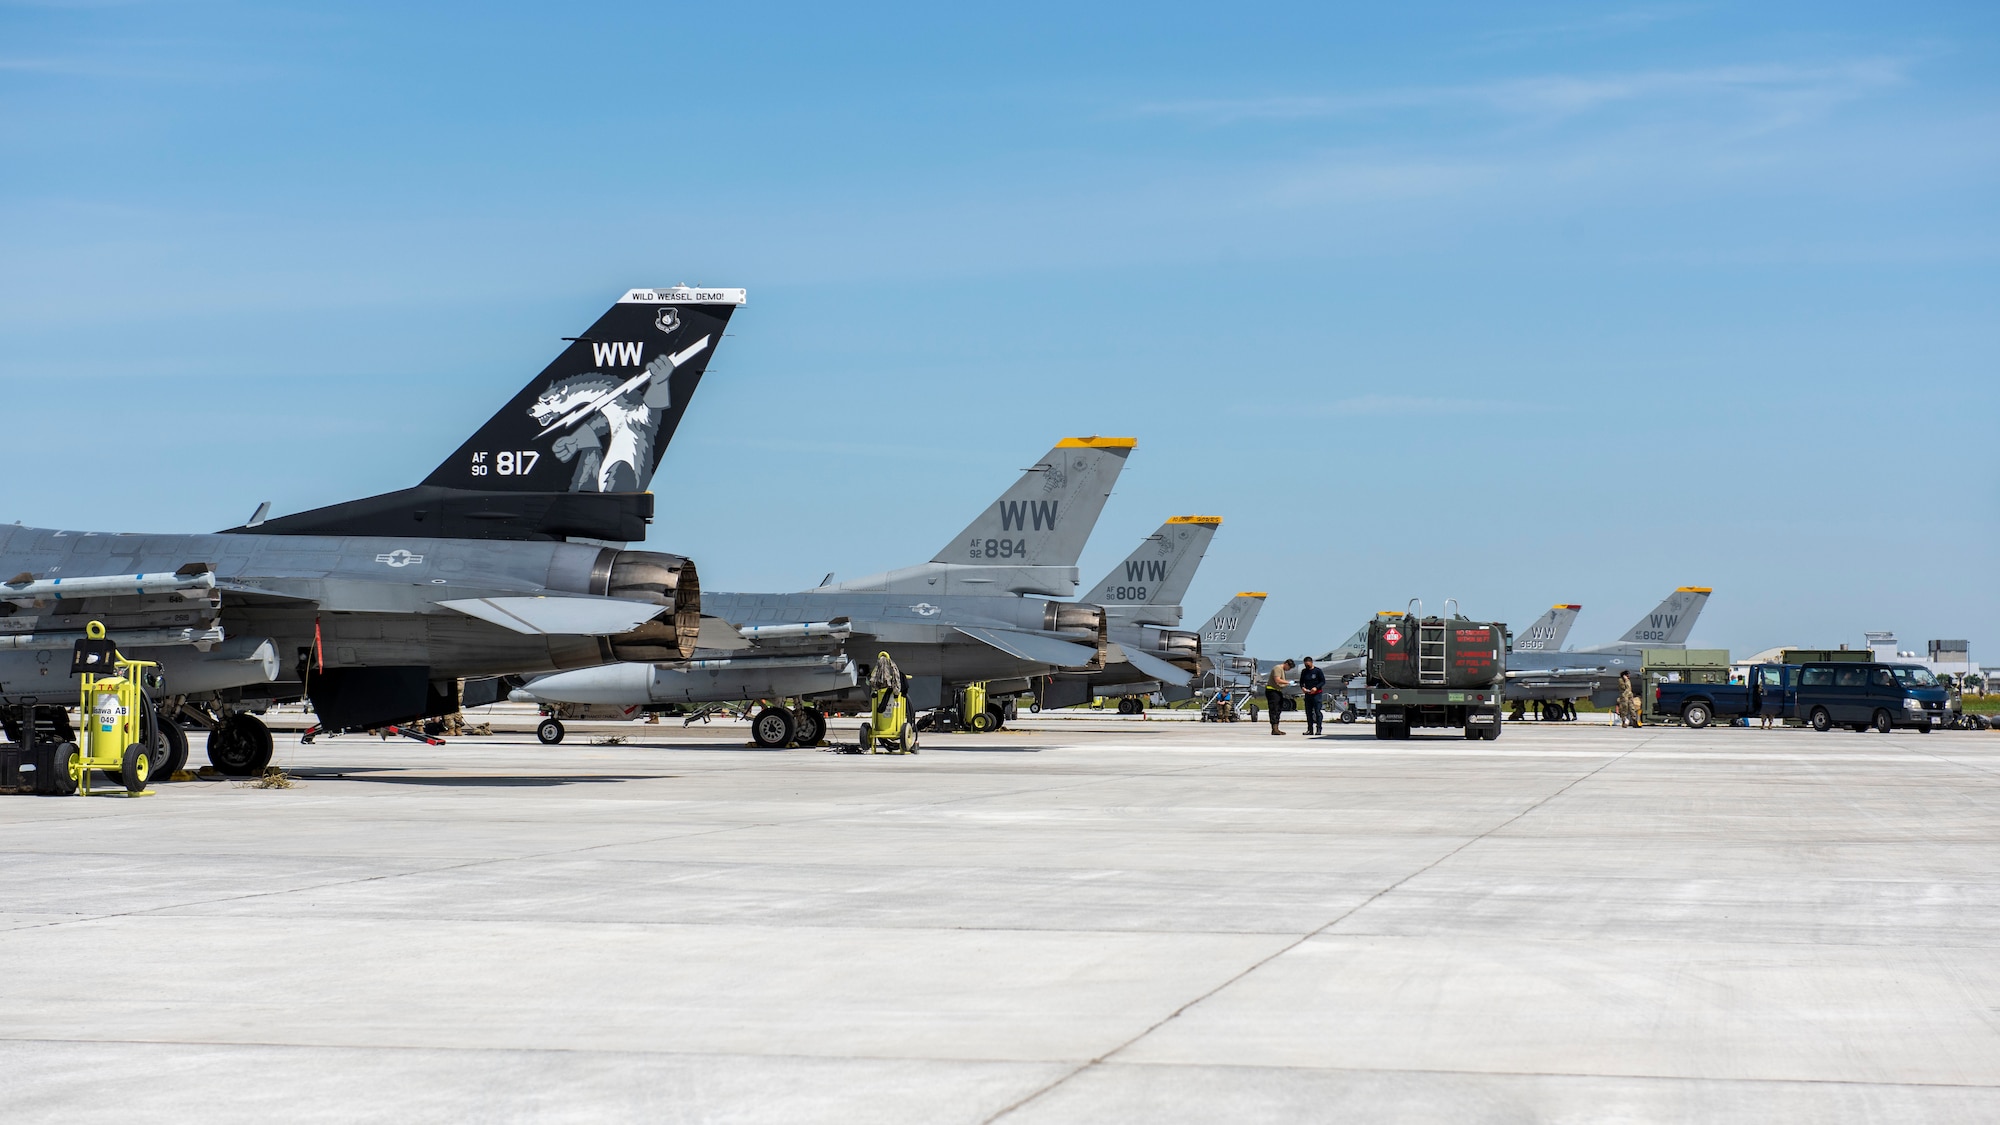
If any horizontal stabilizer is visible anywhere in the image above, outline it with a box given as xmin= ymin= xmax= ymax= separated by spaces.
xmin=955 ymin=626 xmax=1100 ymax=668
xmin=441 ymin=595 xmax=664 ymax=636
xmin=1121 ymin=645 xmax=1193 ymax=687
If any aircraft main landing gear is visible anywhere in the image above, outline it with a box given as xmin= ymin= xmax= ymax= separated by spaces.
xmin=207 ymin=713 xmax=273 ymax=777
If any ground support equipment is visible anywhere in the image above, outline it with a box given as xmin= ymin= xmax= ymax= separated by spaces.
xmin=857 ymin=652 xmax=917 ymax=754
xmin=67 ymin=622 xmax=158 ymax=795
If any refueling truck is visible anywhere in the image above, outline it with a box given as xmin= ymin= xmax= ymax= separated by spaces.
xmin=1368 ymin=602 xmax=1509 ymax=740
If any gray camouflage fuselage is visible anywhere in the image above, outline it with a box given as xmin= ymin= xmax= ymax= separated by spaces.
xmin=0 ymin=524 xmax=687 ymax=708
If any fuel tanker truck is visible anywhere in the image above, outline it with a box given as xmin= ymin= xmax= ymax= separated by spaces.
xmin=1368 ymin=601 xmax=1510 ymax=740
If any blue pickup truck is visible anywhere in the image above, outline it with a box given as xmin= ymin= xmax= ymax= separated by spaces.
xmin=1657 ymin=662 xmax=1948 ymax=733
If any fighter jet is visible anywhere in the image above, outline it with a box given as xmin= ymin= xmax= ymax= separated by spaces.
xmin=0 ymin=286 xmax=740 ymax=780
xmin=514 ymin=437 xmax=1138 ymax=745
xmin=1506 ymin=587 xmax=1712 ymax=715
xmin=1030 ymin=516 xmax=1219 ymax=712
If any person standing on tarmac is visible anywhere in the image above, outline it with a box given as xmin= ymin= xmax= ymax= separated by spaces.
xmin=1616 ymin=670 xmax=1643 ymax=728
xmin=1266 ymin=659 xmax=1295 ymax=736
xmin=1299 ymin=656 xmax=1326 ymax=735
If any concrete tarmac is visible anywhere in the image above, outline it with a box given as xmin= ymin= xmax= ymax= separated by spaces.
xmin=3 ymin=715 xmax=1998 ymax=1123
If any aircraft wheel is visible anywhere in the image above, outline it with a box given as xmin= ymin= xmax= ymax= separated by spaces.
xmin=536 ymin=718 xmax=566 ymax=745
xmin=241 ymin=715 xmax=274 ymax=771
xmin=1682 ymin=702 xmax=1711 ymax=729
xmin=1872 ymin=709 xmax=1894 ymax=734
xmin=750 ymin=707 xmax=796 ymax=748
xmin=1809 ymin=707 xmax=1832 ymax=733
xmin=207 ymin=715 xmax=269 ymax=776
xmin=794 ymin=707 xmax=827 ymax=746
xmin=120 ymin=743 xmax=151 ymax=792
xmin=967 ymin=710 xmax=997 ymax=733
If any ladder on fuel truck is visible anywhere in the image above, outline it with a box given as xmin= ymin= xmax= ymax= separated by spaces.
xmin=1411 ymin=598 xmax=1448 ymax=686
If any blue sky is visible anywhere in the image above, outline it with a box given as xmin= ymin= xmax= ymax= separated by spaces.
xmin=3 ymin=2 xmax=1995 ymax=659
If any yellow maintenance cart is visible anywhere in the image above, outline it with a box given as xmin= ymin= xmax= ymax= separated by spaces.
xmin=61 ymin=622 xmax=157 ymax=795
xmin=857 ymin=651 xmax=918 ymax=754
xmin=960 ymin=681 xmax=995 ymax=732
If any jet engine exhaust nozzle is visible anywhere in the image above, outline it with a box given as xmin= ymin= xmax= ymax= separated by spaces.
xmin=600 ymin=550 xmax=702 ymax=662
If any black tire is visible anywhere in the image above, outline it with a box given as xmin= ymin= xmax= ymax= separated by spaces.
xmin=1464 ymin=726 xmax=1480 ymax=739
xmin=986 ymin=704 xmax=1007 ymax=731
xmin=1375 ymin=722 xmax=1395 ymax=740
xmin=967 ymin=710 xmax=998 ymax=733
xmin=46 ymin=742 xmax=78 ymax=795
xmin=1872 ymin=709 xmax=1893 ymax=734
xmin=1809 ymin=707 xmax=1832 ymax=733
xmin=1245 ymin=705 xmax=1259 ymax=724
xmin=857 ymin=723 xmax=874 ymax=752
xmin=207 ymin=716 xmax=264 ymax=776
xmin=244 ymin=715 xmax=274 ymax=772
xmin=1683 ymin=702 xmax=1711 ymax=730
xmin=536 ymin=718 xmax=566 ymax=745
xmin=1483 ymin=724 xmax=1501 ymax=741
xmin=1028 ymin=701 xmax=1040 ymax=714
xmin=120 ymin=743 xmax=150 ymax=792
xmin=158 ymin=715 xmax=189 ymax=779
xmin=794 ymin=707 xmax=827 ymax=746
xmin=1339 ymin=708 xmax=1356 ymax=724
xmin=751 ymin=706 xmax=796 ymax=748
xmin=135 ymin=703 xmax=175 ymax=779
xmin=1916 ymin=724 xmax=1931 ymax=734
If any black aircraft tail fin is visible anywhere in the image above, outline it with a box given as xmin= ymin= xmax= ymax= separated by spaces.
xmin=229 ymin=287 xmax=743 ymax=543
xmin=424 ymin=287 xmax=744 ymax=494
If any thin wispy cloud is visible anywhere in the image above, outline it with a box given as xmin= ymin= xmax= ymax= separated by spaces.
xmin=1128 ymin=58 xmax=1913 ymax=133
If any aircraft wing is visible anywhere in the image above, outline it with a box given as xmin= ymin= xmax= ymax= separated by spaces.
xmin=440 ymin=595 xmax=664 ymax=636
xmin=1120 ymin=645 xmax=1194 ymax=687
xmin=954 ymin=626 xmax=1100 ymax=668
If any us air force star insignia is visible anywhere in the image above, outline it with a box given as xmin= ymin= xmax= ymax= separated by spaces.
xmin=909 ymin=603 xmax=941 ymax=617
xmin=375 ymin=550 xmax=424 ymax=568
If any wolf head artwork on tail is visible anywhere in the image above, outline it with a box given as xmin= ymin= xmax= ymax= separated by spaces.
xmin=528 ymin=338 xmax=710 ymax=492
xmin=226 ymin=287 xmax=743 ymax=544
xmin=427 ymin=287 xmax=744 ymax=497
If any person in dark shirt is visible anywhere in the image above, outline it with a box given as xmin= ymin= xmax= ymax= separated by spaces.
xmin=1299 ymin=656 xmax=1327 ymax=735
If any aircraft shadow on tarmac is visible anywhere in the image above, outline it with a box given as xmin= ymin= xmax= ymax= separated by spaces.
xmin=285 ymin=769 xmax=660 ymax=787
